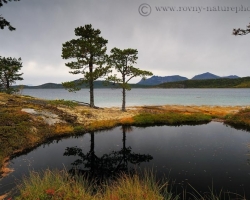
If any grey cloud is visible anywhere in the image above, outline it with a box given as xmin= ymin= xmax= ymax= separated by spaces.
xmin=0 ymin=0 xmax=250 ymax=85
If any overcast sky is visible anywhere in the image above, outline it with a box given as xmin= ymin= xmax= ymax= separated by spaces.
xmin=1 ymin=0 xmax=250 ymax=85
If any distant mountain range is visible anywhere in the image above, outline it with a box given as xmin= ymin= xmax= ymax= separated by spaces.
xmin=14 ymin=72 xmax=244 ymax=89
xmin=156 ymin=76 xmax=250 ymax=88
xmin=192 ymin=72 xmax=239 ymax=80
xmin=137 ymin=75 xmax=188 ymax=85
xmin=15 ymin=80 xmax=148 ymax=89
xmin=138 ymin=72 xmax=240 ymax=85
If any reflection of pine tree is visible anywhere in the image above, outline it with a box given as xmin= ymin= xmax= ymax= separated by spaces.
xmin=64 ymin=126 xmax=153 ymax=181
xmin=247 ymin=144 xmax=250 ymax=166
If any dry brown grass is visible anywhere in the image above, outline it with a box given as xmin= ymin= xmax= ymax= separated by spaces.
xmin=119 ymin=117 xmax=135 ymax=125
xmin=138 ymin=105 xmax=242 ymax=118
xmin=87 ymin=119 xmax=119 ymax=131
xmin=59 ymin=105 xmax=243 ymax=126
xmin=54 ymin=124 xmax=74 ymax=134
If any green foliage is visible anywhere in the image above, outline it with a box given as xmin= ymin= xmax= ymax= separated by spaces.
xmin=48 ymin=99 xmax=78 ymax=108
xmin=233 ymin=22 xmax=250 ymax=35
xmin=157 ymin=77 xmax=250 ymax=88
xmin=133 ymin=112 xmax=212 ymax=126
xmin=108 ymin=48 xmax=153 ymax=88
xmin=108 ymin=47 xmax=153 ymax=111
xmin=0 ymin=56 xmax=23 ymax=93
xmin=73 ymin=125 xmax=85 ymax=133
xmin=62 ymin=24 xmax=110 ymax=107
xmin=0 ymin=0 xmax=20 ymax=31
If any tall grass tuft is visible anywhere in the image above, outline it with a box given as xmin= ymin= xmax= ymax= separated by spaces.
xmin=13 ymin=169 xmax=247 ymax=200
xmin=103 ymin=171 xmax=178 ymax=200
xmin=15 ymin=169 xmax=178 ymax=200
xmin=15 ymin=169 xmax=98 ymax=200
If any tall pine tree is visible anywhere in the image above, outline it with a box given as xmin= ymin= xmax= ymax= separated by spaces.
xmin=62 ymin=24 xmax=109 ymax=108
xmin=108 ymin=48 xmax=153 ymax=111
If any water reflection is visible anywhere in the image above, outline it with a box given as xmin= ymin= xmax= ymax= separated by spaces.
xmin=1 ymin=122 xmax=250 ymax=198
xmin=63 ymin=126 xmax=153 ymax=180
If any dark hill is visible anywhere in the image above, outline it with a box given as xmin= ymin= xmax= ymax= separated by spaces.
xmin=16 ymin=80 xmax=149 ymax=89
xmin=137 ymin=75 xmax=188 ymax=85
xmin=191 ymin=72 xmax=220 ymax=80
xmin=156 ymin=77 xmax=250 ymax=88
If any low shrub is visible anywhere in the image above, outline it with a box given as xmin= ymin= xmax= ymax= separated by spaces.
xmin=48 ymin=99 xmax=78 ymax=108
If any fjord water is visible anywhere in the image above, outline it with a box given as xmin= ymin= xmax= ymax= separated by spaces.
xmin=1 ymin=122 xmax=250 ymax=198
xmin=22 ymin=88 xmax=250 ymax=107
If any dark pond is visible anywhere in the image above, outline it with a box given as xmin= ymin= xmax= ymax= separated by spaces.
xmin=1 ymin=122 xmax=250 ymax=198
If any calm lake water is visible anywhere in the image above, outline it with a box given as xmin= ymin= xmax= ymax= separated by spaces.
xmin=22 ymin=88 xmax=250 ymax=107
xmin=1 ymin=122 xmax=250 ymax=198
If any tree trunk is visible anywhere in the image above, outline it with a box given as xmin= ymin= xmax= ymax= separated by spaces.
xmin=4 ymin=72 xmax=10 ymax=94
xmin=122 ymin=126 xmax=127 ymax=168
xmin=122 ymin=75 xmax=126 ymax=111
xmin=90 ymin=132 xmax=95 ymax=176
xmin=3 ymin=72 xmax=9 ymax=89
xmin=6 ymin=79 xmax=9 ymax=89
xmin=89 ymin=56 xmax=94 ymax=108
xmin=89 ymin=80 xmax=94 ymax=108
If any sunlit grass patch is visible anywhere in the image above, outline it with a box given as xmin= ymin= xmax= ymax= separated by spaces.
xmin=132 ymin=112 xmax=212 ymax=126
xmin=87 ymin=120 xmax=119 ymax=131
xmin=54 ymin=124 xmax=74 ymax=134
xmin=119 ymin=117 xmax=135 ymax=125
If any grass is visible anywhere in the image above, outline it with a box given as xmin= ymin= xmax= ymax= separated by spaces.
xmin=87 ymin=119 xmax=119 ymax=131
xmin=15 ymin=169 xmax=95 ymax=200
xmin=0 ymin=94 xmax=77 ymax=177
xmin=103 ymin=172 xmax=177 ymax=200
xmin=48 ymin=99 xmax=78 ymax=108
xmin=13 ymin=169 xmax=247 ymax=200
xmin=79 ymin=112 xmax=212 ymax=133
xmin=15 ymin=169 xmax=177 ymax=200
xmin=0 ymin=107 xmax=53 ymax=176
xmin=225 ymin=108 xmax=250 ymax=130
xmin=132 ymin=112 xmax=212 ymax=126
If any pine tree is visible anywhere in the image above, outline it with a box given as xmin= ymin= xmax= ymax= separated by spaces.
xmin=62 ymin=24 xmax=109 ymax=108
xmin=233 ymin=22 xmax=250 ymax=35
xmin=0 ymin=0 xmax=20 ymax=31
xmin=108 ymin=48 xmax=153 ymax=111
xmin=0 ymin=56 xmax=23 ymax=93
